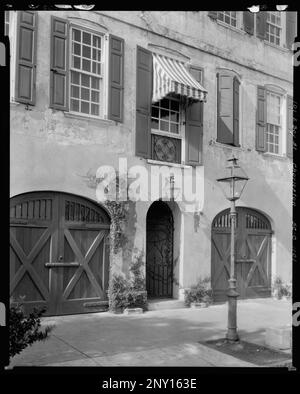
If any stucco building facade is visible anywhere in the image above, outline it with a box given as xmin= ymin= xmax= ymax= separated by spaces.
xmin=8 ymin=10 xmax=295 ymax=315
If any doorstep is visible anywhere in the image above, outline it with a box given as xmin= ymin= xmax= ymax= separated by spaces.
xmin=147 ymin=298 xmax=186 ymax=311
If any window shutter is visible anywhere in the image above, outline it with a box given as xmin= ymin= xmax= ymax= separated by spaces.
xmin=108 ymin=35 xmax=124 ymax=123
xmin=15 ymin=11 xmax=37 ymax=105
xmin=208 ymin=11 xmax=218 ymax=20
xmin=256 ymin=86 xmax=267 ymax=152
xmin=256 ymin=12 xmax=267 ymax=40
xmin=286 ymin=95 xmax=293 ymax=159
xmin=135 ymin=46 xmax=152 ymax=158
xmin=50 ymin=16 xmax=69 ymax=111
xmin=233 ymin=77 xmax=240 ymax=147
xmin=243 ymin=11 xmax=254 ymax=35
xmin=286 ymin=12 xmax=297 ymax=49
xmin=185 ymin=66 xmax=203 ymax=166
xmin=217 ymin=72 xmax=234 ymax=145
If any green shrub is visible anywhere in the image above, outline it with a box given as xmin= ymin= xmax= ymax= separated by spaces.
xmin=184 ymin=277 xmax=213 ymax=307
xmin=9 ymin=302 xmax=54 ymax=358
xmin=108 ymin=252 xmax=148 ymax=312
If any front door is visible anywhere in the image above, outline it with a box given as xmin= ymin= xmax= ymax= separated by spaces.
xmin=146 ymin=201 xmax=174 ymax=298
xmin=211 ymin=207 xmax=272 ymax=302
xmin=10 ymin=192 xmax=110 ymax=315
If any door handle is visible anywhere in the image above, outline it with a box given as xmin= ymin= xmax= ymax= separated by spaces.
xmin=58 ymin=255 xmax=63 ymax=261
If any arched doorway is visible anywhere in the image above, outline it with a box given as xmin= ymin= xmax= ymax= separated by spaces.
xmin=211 ymin=207 xmax=272 ymax=302
xmin=10 ymin=192 xmax=110 ymax=316
xmin=146 ymin=201 xmax=174 ymax=298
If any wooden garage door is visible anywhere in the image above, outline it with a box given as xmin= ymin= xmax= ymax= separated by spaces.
xmin=10 ymin=192 xmax=110 ymax=316
xmin=211 ymin=207 xmax=272 ymax=302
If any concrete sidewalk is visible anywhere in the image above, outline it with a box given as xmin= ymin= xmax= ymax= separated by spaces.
xmin=8 ymin=298 xmax=292 ymax=368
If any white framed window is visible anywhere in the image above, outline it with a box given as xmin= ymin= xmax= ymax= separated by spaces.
xmin=151 ymin=95 xmax=184 ymax=164
xmin=217 ymin=11 xmax=238 ymax=28
xmin=266 ymin=91 xmax=282 ymax=154
xmin=266 ymin=11 xmax=282 ymax=46
xmin=69 ymin=25 xmax=106 ymax=118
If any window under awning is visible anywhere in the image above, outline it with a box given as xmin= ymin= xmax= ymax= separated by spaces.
xmin=152 ymin=53 xmax=208 ymax=104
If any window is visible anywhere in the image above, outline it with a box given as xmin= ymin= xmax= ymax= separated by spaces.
xmin=266 ymin=11 xmax=282 ymax=46
xmin=5 ymin=11 xmax=9 ymax=35
xmin=266 ymin=91 xmax=282 ymax=154
xmin=69 ymin=27 xmax=103 ymax=117
xmin=151 ymin=95 xmax=183 ymax=163
xmin=217 ymin=11 xmax=237 ymax=28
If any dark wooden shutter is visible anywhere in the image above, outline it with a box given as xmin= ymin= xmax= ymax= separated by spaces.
xmin=185 ymin=66 xmax=204 ymax=166
xmin=286 ymin=95 xmax=293 ymax=159
xmin=15 ymin=11 xmax=37 ymax=105
xmin=217 ymin=73 xmax=234 ymax=145
xmin=50 ymin=16 xmax=69 ymax=111
xmin=135 ymin=46 xmax=152 ymax=158
xmin=233 ymin=77 xmax=240 ymax=147
xmin=256 ymin=86 xmax=267 ymax=152
xmin=243 ymin=11 xmax=254 ymax=35
xmin=256 ymin=12 xmax=267 ymax=40
xmin=286 ymin=12 xmax=297 ymax=49
xmin=208 ymin=11 xmax=218 ymax=20
xmin=108 ymin=35 xmax=124 ymax=122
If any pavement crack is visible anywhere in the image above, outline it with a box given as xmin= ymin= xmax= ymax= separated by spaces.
xmin=51 ymin=334 xmax=99 ymax=365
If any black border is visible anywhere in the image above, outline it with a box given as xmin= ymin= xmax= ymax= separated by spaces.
xmin=1 ymin=2 xmax=300 ymax=390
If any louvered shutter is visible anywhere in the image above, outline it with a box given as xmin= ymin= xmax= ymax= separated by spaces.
xmin=286 ymin=95 xmax=293 ymax=159
xmin=108 ymin=35 xmax=124 ymax=122
xmin=208 ymin=11 xmax=218 ymax=20
xmin=185 ymin=66 xmax=203 ymax=166
xmin=243 ymin=11 xmax=254 ymax=35
xmin=256 ymin=86 xmax=267 ymax=152
xmin=15 ymin=11 xmax=37 ymax=105
xmin=50 ymin=16 xmax=69 ymax=111
xmin=135 ymin=46 xmax=152 ymax=158
xmin=286 ymin=12 xmax=297 ymax=49
xmin=256 ymin=12 xmax=267 ymax=40
xmin=233 ymin=77 xmax=240 ymax=147
xmin=217 ymin=73 xmax=234 ymax=144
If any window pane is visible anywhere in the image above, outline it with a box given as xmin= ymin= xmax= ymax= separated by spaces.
xmin=71 ymin=71 xmax=80 ymax=85
xmin=81 ymin=74 xmax=90 ymax=87
xmin=170 ymin=111 xmax=179 ymax=123
xmin=91 ymin=90 xmax=99 ymax=102
xmin=170 ymin=123 xmax=179 ymax=134
xmin=160 ymin=98 xmax=170 ymax=109
xmin=82 ymin=32 xmax=91 ymax=45
xmin=160 ymin=121 xmax=169 ymax=132
xmin=73 ymin=43 xmax=81 ymax=56
xmin=82 ymin=45 xmax=91 ymax=59
xmin=81 ymin=101 xmax=89 ymax=114
xmin=73 ymin=56 xmax=80 ymax=69
xmin=93 ymin=35 xmax=101 ymax=48
xmin=151 ymin=107 xmax=159 ymax=118
xmin=71 ymin=85 xmax=79 ymax=98
xmin=91 ymin=77 xmax=99 ymax=89
xmin=71 ymin=99 xmax=79 ymax=112
xmin=73 ymin=29 xmax=81 ymax=42
xmin=91 ymin=104 xmax=99 ymax=116
xmin=161 ymin=109 xmax=170 ymax=121
xmin=81 ymin=87 xmax=90 ymax=101
xmin=151 ymin=118 xmax=159 ymax=130
xmin=170 ymin=100 xmax=179 ymax=111
xmin=82 ymin=59 xmax=91 ymax=72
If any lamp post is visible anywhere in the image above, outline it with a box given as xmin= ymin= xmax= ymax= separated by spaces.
xmin=216 ymin=156 xmax=249 ymax=342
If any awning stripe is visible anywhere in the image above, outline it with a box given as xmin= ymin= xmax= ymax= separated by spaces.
xmin=152 ymin=53 xmax=208 ymax=103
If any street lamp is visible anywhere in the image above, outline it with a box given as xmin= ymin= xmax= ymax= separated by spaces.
xmin=216 ymin=155 xmax=249 ymax=342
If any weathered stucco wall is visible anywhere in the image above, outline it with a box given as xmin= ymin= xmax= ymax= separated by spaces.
xmin=10 ymin=10 xmax=293 ymax=293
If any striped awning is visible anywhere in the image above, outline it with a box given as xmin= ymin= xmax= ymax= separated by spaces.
xmin=152 ymin=53 xmax=208 ymax=103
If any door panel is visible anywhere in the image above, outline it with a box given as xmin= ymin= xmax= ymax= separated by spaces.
xmin=211 ymin=207 xmax=272 ymax=302
xmin=10 ymin=192 xmax=110 ymax=316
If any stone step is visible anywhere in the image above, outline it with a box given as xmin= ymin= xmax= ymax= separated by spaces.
xmin=147 ymin=298 xmax=186 ymax=311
